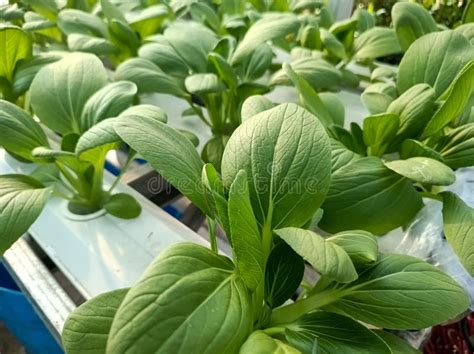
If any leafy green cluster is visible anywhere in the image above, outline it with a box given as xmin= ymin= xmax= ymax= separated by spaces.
xmin=0 ymin=53 xmax=148 ymax=254
xmin=61 ymin=102 xmax=469 ymax=353
xmin=0 ymin=1 xmax=472 ymax=353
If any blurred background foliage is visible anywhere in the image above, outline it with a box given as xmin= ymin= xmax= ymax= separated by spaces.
xmin=355 ymin=0 xmax=469 ymax=28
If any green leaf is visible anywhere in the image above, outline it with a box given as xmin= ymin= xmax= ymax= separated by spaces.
xmin=327 ymin=230 xmax=378 ymax=267
xmin=330 ymin=139 xmax=361 ymax=173
xmin=80 ymin=81 xmax=137 ymax=132
xmin=240 ymin=331 xmax=300 ymax=354
xmin=0 ymin=26 xmax=31 ymax=83
xmin=115 ymin=58 xmax=186 ymax=97
xmin=400 ymin=139 xmax=444 ymax=161
xmin=272 ymin=58 xmax=342 ymax=92
xmin=62 ymin=288 xmax=128 ymax=354
xmin=139 ymin=42 xmax=189 ymax=79
xmin=232 ymin=13 xmax=299 ymax=64
xmin=363 ymin=113 xmax=399 ymax=156
xmin=361 ymin=83 xmax=396 ymax=115
xmin=185 ymin=73 xmax=226 ymax=95
xmin=397 ymin=31 xmax=474 ymax=98
xmin=30 ymin=53 xmax=108 ymax=135
xmin=435 ymin=123 xmax=474 ymax=169
xmin=319 ymin=93 xmax=344 ymax=126
xmin=354 ymin=8 xmax=375 ymax=33
xmin=241 ymin=95 xmax=275 ymax=122
xmin=442 ymin=192 xmax=474 ymax=276
xmin=455 ymin=23 xmax=474 ymax=44
xmin=463 ymin=0 xmax=474 ymax=23
xmin=0 ymin=100 xmax=49 ymax=161
xmin=354 ymin=27 xmax=402 ymax=60
xmin=22 ymin=0 xmax=65 ymax=19
xmin=208 ymin=52 xmax=238 ymax=90
xmin=107 ymin=243 xmax=252 ymax=353
xmin=321 ymin=29 xmax=346 ymax=60
xmin=221 ymin=103 xmax=332 ymax=229
xmin=387 ymin=84 xmax=435 ymax=145
xmin=163 ymin=21 xmax=218 ymax=73
xmin=128 ymin=4 xmax=169 ymax=38
xmin=67 ymin=34 xmax=119 ymax=56
xmin=392 ymin=2 xmax=438 ymax=52
xmin=104 ymin=193 xmax=141 ymax=219
xmin=190 ymin=2 xmax=220 ymax=32
xmin=0 ymin=174 xmax=51 ymax=254
xmin=202 ymin=136 xmax=228 ymax=172
xmin=100 ymin=0 xmax=126 ymax=22
xmin=320 ymin=157 xmax=423 ymax=235
xmin=372 ymin=331 xmax=420 ymax=354
xmin=324 ymin=254 xmax=469 ymax=329
xmin=115 ymin=116 xmax=212 ymax=216
xmin=370 ymin=66 xmax=395 ymax=81
xmin=275 ymin=228 xmax=357 ymax=283
xmin=422 ymin=61 xmax=474 ymax=138
xmin=265 ymin=241 xmax=304 ymax=308
xmin=242 ymin=43 xmax=273 ymax=81
xmin=384 ymin=157 xmax=455 ymax=186
xmin=57 ymin=9 xmax=108 ymax=37
xmin=286 ymin=311 xmax=390 ymax=354
xmin=228 ymin=170 xmax=263 ymax=291
xmin=12 ymin=52 xmax=64 ymax=97
xmin=282 ymin=63 xmax=333 ymax=127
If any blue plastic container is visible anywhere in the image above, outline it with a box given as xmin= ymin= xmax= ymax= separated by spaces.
xmin=0 ymin=263 xmax=63 ymax=354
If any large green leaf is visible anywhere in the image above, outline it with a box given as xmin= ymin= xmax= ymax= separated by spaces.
xmin=397 ymin=31 xmax=474 ymax=98
xmin=115 ymin=116 xmax=212 ymax=216
xmin=228 ymin=170 xmax=263 ymax=292
xmin=62 ymin=288 xmax=128 ymax=354
xmin=400 ymin=139 xmax=444 ymax=160
xmin=320 ymin=157 xmax=423 ymax=235
xmin=435 ymin=123 xmax=474 ymax=169
xmin=354 ymin=27 xmax=401 ymax=60
xmin=422 ymin=60 xmax=474 ymax=138
xmin=330 ymin=139 xmax=361 ymax=173
xmin=221 ymin=103 xmax=332 ymax=229
xmin=321 ymin=29 xmax=346 ymax=60
xmin=324 ymin=254 xmax=469 ymax=329
xmin=327 ymin=230 xmax=378 ymax=267
xmin=0 ymin=175 xmax=51 ymax=254
xmin=240 ymin=331 xmax=300 ymax=354
xmin=285 ymin=311 xmax=390 ymax=354
xmin=67 ymin=34 xmax=118 ymax=56
xmin=265 ymin=241 xmax=304 ymax=308
xmin=275 ymin=228 xmax=357 ymax=283
xmin=115 ymin=58 xmax=186 ymax=97
xmin=232 ymin=13 xmax=299 ymax=64
xmin=392 ymin=2 xmax=438 ymax=51
xmin=0 ymin=100 xmax=49 ymax=161
xmin=387 ymin=84 xmax=435 ymax=145
xmin=80 ymin=81 xmax=137 ymax=132
xmin=442 ymin=192 xmax=474 ymax=276
xmin=455 ymin=23 xmax=474 ymax=44
xmin=384 ymin=157 xmax=455 ymax=186
xmin=0 ymin=26 xmax=31 ymax=85
xmin=30 ymin=53 xmax=108 ymax=135
xmin=362 ymin=113 xmax=399 ymax=156
xmin=107 ymin=243 xmax=251 ymax=353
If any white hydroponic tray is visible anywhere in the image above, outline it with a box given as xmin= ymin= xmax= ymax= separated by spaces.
xmin=0 ymin=149 xmax=208 ymax=299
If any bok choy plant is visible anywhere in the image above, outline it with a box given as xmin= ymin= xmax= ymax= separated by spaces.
xmin=115 ymin=14 xmax=300 ymax=170
xmin=0 ymin=52 xmax=151 ymax=254
xmin=289 ymin=28 xmax=474 ymax=277
xmin=61 ymin=102 xmax=469 ymax=353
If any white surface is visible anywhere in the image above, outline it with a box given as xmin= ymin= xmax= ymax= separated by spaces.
xmin=1 ymin=149 xmax=208 ymax=299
